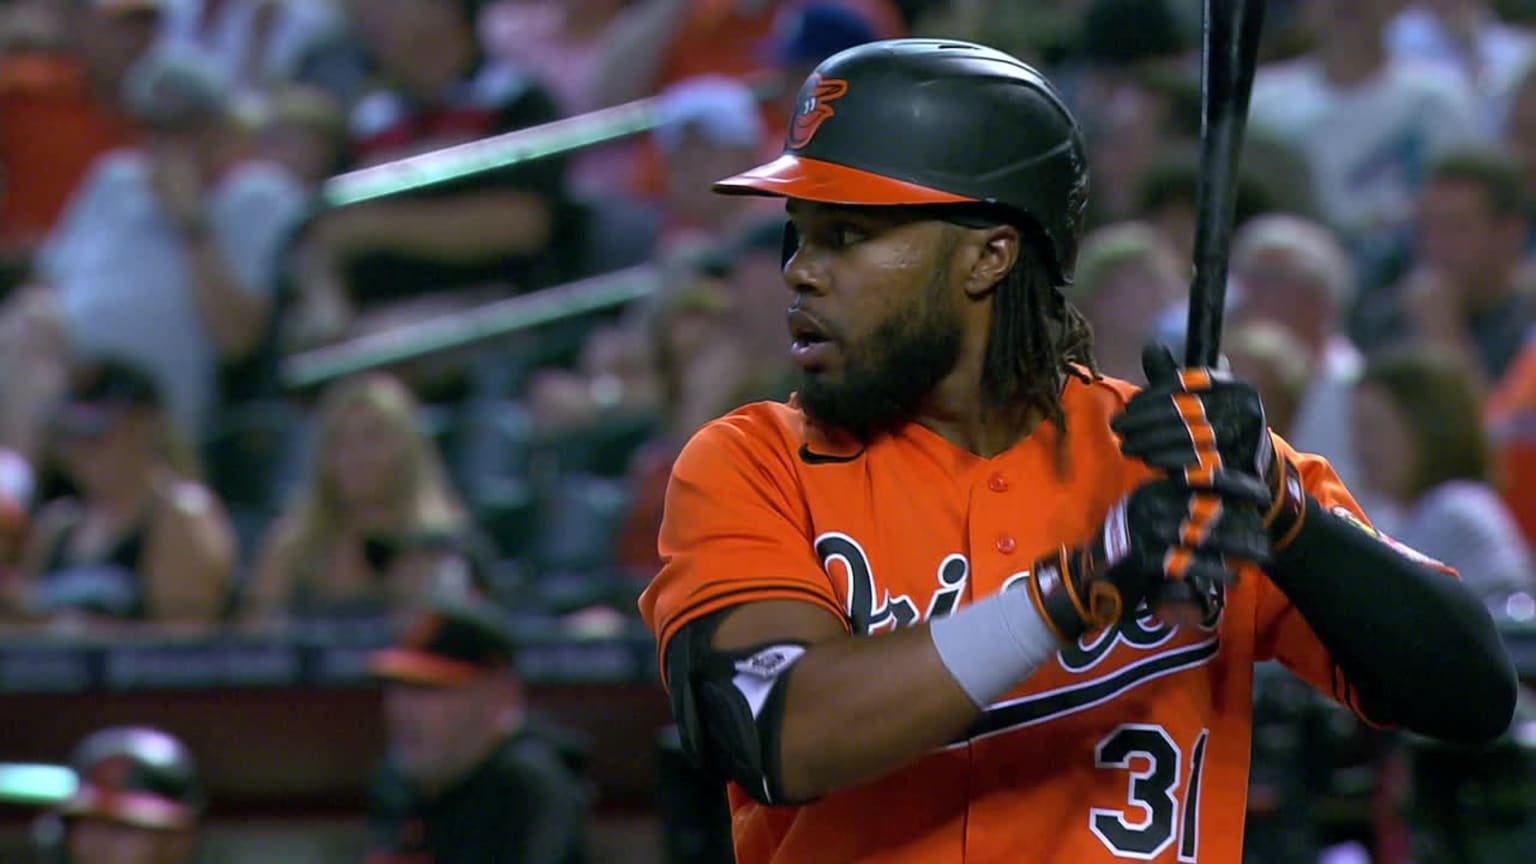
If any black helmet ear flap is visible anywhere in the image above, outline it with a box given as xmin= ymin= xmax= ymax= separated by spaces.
xmin=781 ymin=221 xmax=799 ymax=268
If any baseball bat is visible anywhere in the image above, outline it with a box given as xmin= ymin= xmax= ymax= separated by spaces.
xmin=1185 ymin=0 xmax=1267 ymax=367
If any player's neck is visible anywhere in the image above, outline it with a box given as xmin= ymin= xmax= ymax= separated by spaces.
xmin=914 ymin=380 xmax=1042 ymax=459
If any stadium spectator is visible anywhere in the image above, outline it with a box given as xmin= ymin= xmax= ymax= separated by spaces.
xmin=0 ymin=0 xmax=161 ymax=285
xmin=243 ymin=371 xmax=470 ymax=625
xmin=651 ymin=75 xmax=778 ymax=249
xmin=1248 ymin=0 xmax=1482 ymax=251
xmin=482 ymin=0 xmax=628 ymax=116
xmin=1398 ymin=149 xmax=1536 ymax=386
xmin=481 ymin=0 xmax=635 ymax=198
xmin=1504 ymin=55 xmax=1536 ymax=222
xmin=589 ymin=0 xmax=902 ymax=111
xmin=6 ymin=48 xmax=309 ymax=457
xmin=612 ymin=224 xmax=795 ymax=575
xmin=1223 ymin=320 xmax=1313 ymax=441
xmin=759 ymin=2 xmax=882 ymax=143
xmin=1352 ymin=350 xmax=1535 ymax=601
xmin=3 ymin=357 xmax=234 ymax=631
xmin=366 ymin=592 xmax=593 ymax=863
xmin=1386 ymin=0 xmax=1533 ymax=137
xmin=623 ymin=3 xmax=882 ymax=220
xmin=1131 ymin=147 xmax=1283 ymax=261
xmin=293 ymin=0 xmax=575 ymax=354
xmin=1066 ymin=221 xmax=1186 ymax=385
xmin=247 ymin=82 xmax=348 ymax=189
xmin=1067 ymin=0 xmax=1195 ymax=226
xmin=155 ymin=0 xmax=347 ymax=97
xmin=1229 ymin=214 xmax=1369 ymax=496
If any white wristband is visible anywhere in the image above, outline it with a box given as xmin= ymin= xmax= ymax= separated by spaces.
xmin=928 ymin=585 xmax=1062 ymax=708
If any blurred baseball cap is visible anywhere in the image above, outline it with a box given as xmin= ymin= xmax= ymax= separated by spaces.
xmin=123 ymin=51 xmax=230 ymax=129
xmin=765 ymin=3 xmax=878 ymax=67
xmin=654 ymin=75 xmax=766 ymax=153
xmin=53 ymin=357 xmax=163 ymax=437
xmin=58 ymin=726 xmax=202 ymax=832
xmin=370 ymin=595 xmax=517 ymax=687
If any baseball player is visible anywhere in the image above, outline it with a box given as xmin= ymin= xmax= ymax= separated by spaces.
xmin=45 ymin=726 xmax=203 ymax=864
xmin=637 ymin=39 xmax=1519 ymax=863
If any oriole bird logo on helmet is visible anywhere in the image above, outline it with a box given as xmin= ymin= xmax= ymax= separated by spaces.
xmin=788 ymin=75 xmax=849 ymax=149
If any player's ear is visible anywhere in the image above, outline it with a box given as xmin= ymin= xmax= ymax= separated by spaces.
xmin=961 ymin=224 xmax=1020 ymax=300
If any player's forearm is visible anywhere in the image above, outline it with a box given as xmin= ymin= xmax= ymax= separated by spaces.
xmin=776 ymin=623 xmax=980 ymax=800
xmin=774 ymin=578 xmax=1071 ymax=801
xmin=1267 ymin=497 xmax=1517 ymax=743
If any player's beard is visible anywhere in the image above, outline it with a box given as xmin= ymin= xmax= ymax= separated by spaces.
xmin=797 ymin=265 xmax=963 ymax=442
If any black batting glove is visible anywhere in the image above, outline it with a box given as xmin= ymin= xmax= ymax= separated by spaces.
xmin=1026 ymin=476 xmax=1272 ymax=643
xmin=1111 ymin=344 xmax=1307 ymax=549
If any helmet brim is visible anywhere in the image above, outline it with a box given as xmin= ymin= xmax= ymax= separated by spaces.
xmin=713 ymin=154 xmax=976 ymax=207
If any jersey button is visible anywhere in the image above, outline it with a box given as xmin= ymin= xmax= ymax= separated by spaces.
xmin=995 ymin=535 xmax=1017 ymax=554
xmin=987 ymin=472 xmax=1008 ymax=492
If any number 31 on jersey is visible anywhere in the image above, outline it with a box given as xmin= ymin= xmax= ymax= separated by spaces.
xmin=1092 ymin=724 xmax=1210 ymax=861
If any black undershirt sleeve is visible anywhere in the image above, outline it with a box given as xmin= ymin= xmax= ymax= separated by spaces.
xmin=1266 ymin=496 xmax=1518 ymax=744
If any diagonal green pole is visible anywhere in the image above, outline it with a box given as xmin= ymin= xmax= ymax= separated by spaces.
xmin=321 ymin=74 xmax=783 ymax=208
xmin=322 ymin=98 xmax=666 ymax=207
xmin=282 ymin=265 xmax=660 ymax=390
xmin=0 ymin=763 xmax=75 ymax=805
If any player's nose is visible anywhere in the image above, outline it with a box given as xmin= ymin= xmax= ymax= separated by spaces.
xmin=783 ymin=244 xmax=830 ymax=298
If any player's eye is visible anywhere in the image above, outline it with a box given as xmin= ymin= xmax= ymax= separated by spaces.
xmin=831 ymin=223 xmax=867 ymax=247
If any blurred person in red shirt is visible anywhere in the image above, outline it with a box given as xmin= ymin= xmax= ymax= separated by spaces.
xmin=599 ymin=0 xmax=894 ymax=205
xmin=0 ymin=0 xmax=161 ymax=280
xmin=591 ymin=0 xmax=901 ymax=110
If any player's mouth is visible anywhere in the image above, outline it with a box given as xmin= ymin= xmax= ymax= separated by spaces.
xmin=788 ymin=309 xmax=837 ymax=369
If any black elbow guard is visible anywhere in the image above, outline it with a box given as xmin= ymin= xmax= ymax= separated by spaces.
xmin=665 ymin=613 xmax=811 ymax=806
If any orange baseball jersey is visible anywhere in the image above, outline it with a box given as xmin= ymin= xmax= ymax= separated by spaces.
xmin=639 ymin=372 xmax=1426 ymax=864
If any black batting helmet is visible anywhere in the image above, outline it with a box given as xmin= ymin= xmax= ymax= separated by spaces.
xmin=714 ymin=39 xmax=1090 ymax=284
xmin=58 ymin=727 xmax=202 ymax=831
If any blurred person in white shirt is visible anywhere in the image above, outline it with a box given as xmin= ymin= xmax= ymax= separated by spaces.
xmin=1386 ymin=0 xmax=1533 ymax=137
xmin=18 ymin=50 xmax=309 ymax=447
xmin=1229 ymin=214 xmax=1369 ymax=497
xmin=1249 ymin=0 xmax=1482 ymax=250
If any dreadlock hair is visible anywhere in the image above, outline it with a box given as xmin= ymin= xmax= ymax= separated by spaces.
xmin=983 ymin=240 xmax=1098 ymax=424
xmin=928 ymin=205 xmax=1099 ymax=462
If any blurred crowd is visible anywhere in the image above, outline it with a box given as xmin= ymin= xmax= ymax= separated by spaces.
xmin=5 ymin=0 xmax=1536 ymax=861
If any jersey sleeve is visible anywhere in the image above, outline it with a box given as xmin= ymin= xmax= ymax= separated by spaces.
xmin=638 ymin=411 xmax=847 ymax=684
xmin=1252 ymin=435 xmax=1461 ymax=725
